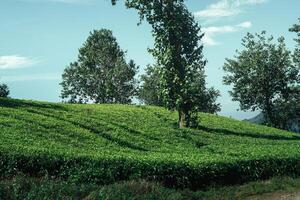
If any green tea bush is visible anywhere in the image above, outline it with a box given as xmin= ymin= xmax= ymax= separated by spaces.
xmin=0 ymin=98 xmax=300 ymax=189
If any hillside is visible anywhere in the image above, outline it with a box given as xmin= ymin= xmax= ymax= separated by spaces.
xmin=0 ymin=98 xmax=300 ymax=189
xmin=246 ymin=113 xmax=300 ymax=133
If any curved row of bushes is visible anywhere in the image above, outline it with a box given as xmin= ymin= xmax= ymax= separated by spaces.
xmin=1 ymin=151 xmax=300 ymax=189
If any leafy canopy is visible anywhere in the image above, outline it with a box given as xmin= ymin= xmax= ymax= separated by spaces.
xmin=138 ymin=64 xmax=221 ymax=114
xmin=138 ymin=64 xmax=164 ymax=107
xmin=271 ymin=19 xmax=300 ymax=131
xmin=61 ymin=29 xmax=138 ymax=104
xmin=223 ymin=31 xmax=299 ymax=127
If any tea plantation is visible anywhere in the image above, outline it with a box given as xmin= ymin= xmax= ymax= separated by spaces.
xmin=0 ymin=98 xmax=300 ymax=189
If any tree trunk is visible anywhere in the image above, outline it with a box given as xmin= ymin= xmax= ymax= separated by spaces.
xmin=178 ymin=110 xmax=187 ymax=128
xmin=264 ymin=101 xmax=274 ymax=126
xmin=178 ymin=108 xmax=190 ymax=128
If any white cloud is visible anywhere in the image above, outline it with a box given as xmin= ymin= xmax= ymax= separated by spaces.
xmin=194 ymin=0 xmax=268 ymax=20
xmin=241 ymin=0 xmax=269 ymax=5
xmin=202 ymin=35 xmax=219 ymax=46
xmin=195 ymin=0 xmax=240 ymax=18
xmin=202 ymin=21 xmax=252 ymax=46
xmin=0 ymin=55 xmax=40 ymax=70
xmin=1 ymin=74 xmax=60 ymax=82
xmin=47 ymin=0 xmax=94 ymax=4
xmin=236 ymin=21 xmax=252 ymax=28
xmin=203 ymin=26 xmax=237 ymax=34
xmin=21 ymin=0 xmax=96 ymax=5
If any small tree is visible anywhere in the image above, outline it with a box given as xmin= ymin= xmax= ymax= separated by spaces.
xmin=138 ymin=65 xmax=164 ymax=107
xmin=223 ymin=31 xmax=299 ymax=127
xmin=0 ymin=84 xmax=9 ymax=98
xmin=61 ymin=29 xmax=138 ymax=104
xmin=138 ymin=65 xmax=221 ymax=114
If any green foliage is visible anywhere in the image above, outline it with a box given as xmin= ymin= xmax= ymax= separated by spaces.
xmin=138 ymin=65 xmax=164 ymax=107
xmin=1 ymin=98 xmax=300 ymax=189
xmin=272 ymin=86 xmax=300 ymax=131
xmin=1 ymin=175 xmax=300 ymax=200
xmin=0 ymin=175 xmax=97 ymax=200
xmin=223 ymin=31 xmax=299 ymax=128
xmin=138 ymin=65 xmax=221 ymax=114
xmin=112 ymin=0 xmax=207 ymax=128
xmin=289 ymin=18 xmax=300 ymax=68
xmin=0 ymin=84 xmax=9 ymax=98
xmin=60 ymin=29 xmax=138 ymax=104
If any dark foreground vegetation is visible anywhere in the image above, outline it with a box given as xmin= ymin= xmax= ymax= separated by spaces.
xmin=1 ymin=175 xmax=300 ymax=200
xmin=1 ymin=98 xmax=300 ymax=190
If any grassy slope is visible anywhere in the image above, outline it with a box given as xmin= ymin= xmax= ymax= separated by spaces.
xmin=0 ymin=98 xmax=300 ymax=188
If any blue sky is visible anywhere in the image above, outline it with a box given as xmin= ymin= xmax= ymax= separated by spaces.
xmin=0 ymin=0 xmax=299 ymax=119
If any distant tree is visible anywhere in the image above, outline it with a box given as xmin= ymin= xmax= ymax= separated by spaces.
xmin=223 ymin=31 xmax=299 ymax=127
xmin=198 ymin=87 xmax=221 ymax=114
xmin=138 ymin=65 xmax=164 ymax=107
xmin=138 ymin=65 xmax=221 ymax=114
xmin=60 ymin=29 xmax=138 ymax=104
xmin=0 ymin=84 xmax=9 ymax=98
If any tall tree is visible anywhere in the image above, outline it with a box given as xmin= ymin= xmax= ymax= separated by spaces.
xmin=112 ymin=0 xmax=207 ymax=128
xmin=61 ymin=29 xmax=138 ymax=104
xmin=223 ymin=31 xmax=299 ymax=127
xmin=138 ymin=64 xmax=221 ymax=114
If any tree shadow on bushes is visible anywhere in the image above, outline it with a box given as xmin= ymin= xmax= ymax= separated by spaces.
xmin=24 ymin=108 xmax=149 ymax=152
xmin=0 ymin=98 xmax=67 ymax=111
xmin=197 ymin=125 xmax=300 ymax=141
xmin=108 ymin=121 xmax=160 ymax=141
